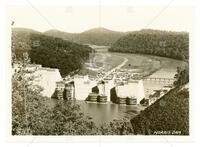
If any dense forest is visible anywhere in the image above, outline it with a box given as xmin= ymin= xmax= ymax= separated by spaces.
xmin=44 ymin=27 xmax=126 ymax=46
xmin=130 ymin=67 xmax=189 ymax=135
xmin=109 ymin=29 xmax=189 ymax=60
xmin=174 ymin=66 xmax=189 ymax=86
xmin=12 ymin=28 xmax=92 ymax=76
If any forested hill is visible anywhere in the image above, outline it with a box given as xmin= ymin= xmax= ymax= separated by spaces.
xmin=130 ymin=67 xmax=189 ymax=135
xmin=44 ymin=27 xmax=126 ymax=46
xmin=109 ymin=29 xmax=189 ymax=60
xmin=131 ymin=87 xmax=189 ymax=135
xmin=12 ymin=28 xmax=92 ymax=76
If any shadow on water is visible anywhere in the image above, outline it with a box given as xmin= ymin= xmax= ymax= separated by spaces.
xmin=76 ymin=101 xmax=145 ymax=126
xmin=49 ymin=98 xmax=145 ymax=126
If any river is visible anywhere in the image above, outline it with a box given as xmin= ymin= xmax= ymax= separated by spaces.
xmin=143 ymin=56 xmax=187 ymax=97
xmin=50 ymin=48 xmax=186 ymax=126
xmin=77 ymin=101 xmax=145 ymax=126
xmin=74 ymin=51 xmax=187 ymax=126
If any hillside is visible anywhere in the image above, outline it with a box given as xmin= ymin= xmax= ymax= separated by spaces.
xmin=131 ymin=66 xmax=189 ymax=135
xmin=109 ymin=29 xmax=189 ymax=60
xmin=44 ymin=27 xmax=126 ymax=46
xmin=12 ymin=28 xmax=92 ymax=76
xmin=131 ymin=87 xmax=189 ymax=135
xmin=11 ymin=28 xmax=40 ymax=55
xmin=44 ymin=29 xmax=78 ymax=42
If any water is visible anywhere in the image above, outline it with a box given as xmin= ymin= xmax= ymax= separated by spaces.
xmin=143 ymin=69 xmax=176 ymax=97
xmin=56 ymin=53 xmax=187 ymax=125
xmin=77 ymin=56 xmax=186 ymax=125
xmin=143 ymin=56 xmax=187 ymax=97
xmin=77 ymin=101 xmax=145 ymax=126
xmin=49 ymin=99 xmax=145 ymax=126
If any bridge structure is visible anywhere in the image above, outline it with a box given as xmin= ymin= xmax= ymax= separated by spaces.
xmin=143 ymin=77 xmax=175 ymax=83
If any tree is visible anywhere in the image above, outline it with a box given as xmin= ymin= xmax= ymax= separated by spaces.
xmin=12 ymin=54 xmax=100 ymax=135
xmin=12 ymin=53 xmax=39 ymax=135
xmin=12 ymin=30 xmax=92 ymax=76
xmin=100 ymin=119 xmax=134 ymax=135
xmin=174 ymin=66 xmax=189 ymax=86
xmin=109 ymin=29 xmax=189 ymax=60
xmin=12 ymin=52 xmax=138 ymax=135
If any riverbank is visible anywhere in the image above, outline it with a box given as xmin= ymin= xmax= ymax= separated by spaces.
xmin=72 ymin=48 xmax=188 ymax=126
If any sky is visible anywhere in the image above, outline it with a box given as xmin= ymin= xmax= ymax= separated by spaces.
xmin=8 ymin=5 xmax=194 ymax=33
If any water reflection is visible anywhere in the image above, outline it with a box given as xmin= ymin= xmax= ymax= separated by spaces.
xmin=76 ymin=101 xmax=144 ymax=126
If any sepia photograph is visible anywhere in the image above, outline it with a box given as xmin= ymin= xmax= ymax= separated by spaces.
xmin=9 ymin=3 xmax=191 ymax=136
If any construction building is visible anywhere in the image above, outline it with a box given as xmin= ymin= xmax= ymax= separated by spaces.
xmin=113 ymin=79 xmax=145 ymax=105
